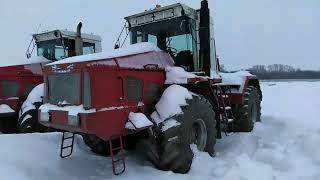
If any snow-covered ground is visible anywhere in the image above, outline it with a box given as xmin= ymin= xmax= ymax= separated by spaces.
xmin=0 ymin=81 xmax=319 ymax=180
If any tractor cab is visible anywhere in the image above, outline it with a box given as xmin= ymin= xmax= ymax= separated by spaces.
xmin=27 ymin=23 xmax=102 ymax=62
xmin=125 ymin=2 xmax=218 ymax=77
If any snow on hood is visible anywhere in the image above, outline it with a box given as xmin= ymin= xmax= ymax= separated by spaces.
xmin=0 ymin=104 xmax=15 ymax=113
xmin=47 ymin=42 xmax=161 ymax=66
xmin=165 ymin=66 xmax=197 ymax=84
xmin=28 ymin=56 xmax=51 ymax=64
xmin=151 ymin=85 xmax=193 ymax=124
xmin=0 ymin=56 xmax=51 ymax=68
xmin=39 ymin=103 xmax=96 ymax=116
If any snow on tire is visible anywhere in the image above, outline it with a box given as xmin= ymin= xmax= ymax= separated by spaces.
xmin=17 ymin=104 xmax=48 ymax=133
xmin=232 ymin=86 xmax=261 ymax=132
xmin=146 ymin=95 xmax=217 ymax=173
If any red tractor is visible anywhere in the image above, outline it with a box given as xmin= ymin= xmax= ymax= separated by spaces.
xmin=0 ymin=23 xmax=101 ymax=133
xmin=39 ymin=1 xmax=262 ymax=175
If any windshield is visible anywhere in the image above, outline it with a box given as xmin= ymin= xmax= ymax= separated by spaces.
xmin=129 ymin=17 xmax=197 ymax=71
xmin=37 ymin=39 xmax=65 ymax=61
xmin=130 ymin=30 xmax=196 ymax=71
xmin=37 ymin=39 xmax=96 ymax=62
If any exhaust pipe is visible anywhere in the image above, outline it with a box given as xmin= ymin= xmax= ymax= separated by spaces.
xmin=75 ymin=22 xmax=83 ymax=56
xmin=199 ymin=0 xmax=211 ymax=77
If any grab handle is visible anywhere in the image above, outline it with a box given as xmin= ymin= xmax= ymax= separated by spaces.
xmin=117 ymin=76 xmax=124 ymax=101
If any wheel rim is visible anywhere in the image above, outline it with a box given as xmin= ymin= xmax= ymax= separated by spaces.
xmin=251 ymin=102 xmax=258 ymax=122
xmin=191 ymin=119 xmax=207 ymax=151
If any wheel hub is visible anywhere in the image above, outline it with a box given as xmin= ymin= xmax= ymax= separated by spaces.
xmin=191 ymin=119 xmax=207 ymax=151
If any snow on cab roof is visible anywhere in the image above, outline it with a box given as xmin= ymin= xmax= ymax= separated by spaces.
xmin=34 ymin=30 xmax=102 ymax=42
xmin=47 ymin=42 xmax=161 ymax=66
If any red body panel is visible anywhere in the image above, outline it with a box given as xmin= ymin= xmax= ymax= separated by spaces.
xmin=0 ymin=63 xmax=44 ymax=116
xmin=43 ymin=107 xmax=140 ymax=141
xmin=41 ymin=51 xmax=168 ymax=140
xmin=228 ymin=76 xmax=260 ymax=104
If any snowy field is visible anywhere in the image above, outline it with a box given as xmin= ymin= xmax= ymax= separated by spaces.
xmin=0 ymin=81 xmax=319 ymax=180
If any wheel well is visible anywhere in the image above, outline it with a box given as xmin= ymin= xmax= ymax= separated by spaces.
xmin=182 ymin=82 xmax=218 ymax=110
xmin=248 ymin=79 xmax=263 ymax=101
xmin=182 ymin=82 xmax=222 ymax=139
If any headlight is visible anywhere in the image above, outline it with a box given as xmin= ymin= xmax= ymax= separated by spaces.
xmin=68 ymin=115 xmax=80 ymax=127
xmin=40 ymin=112 xmax=50 ymax=122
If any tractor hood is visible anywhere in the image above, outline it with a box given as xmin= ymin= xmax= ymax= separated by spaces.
xmin=0 ymin=56 xmax=50 ymax=76
xmin=47 ymin=42 xmax=162 ymax=66
xmin=44 ymin=42 xmax=174 ymax=73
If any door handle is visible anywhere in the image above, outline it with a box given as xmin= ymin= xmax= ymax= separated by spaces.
xmin=117 ymin=76 xmax=124 ymax=101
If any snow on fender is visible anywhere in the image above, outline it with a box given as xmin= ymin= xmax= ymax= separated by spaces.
xmin=125 ymin=85 xmax=191 ymax=131
xmin=19 ymin=83 xmax=44 ymax=118
xmin=151 ymin=84 xmax=193 ymax=124
xmin=165 ymin=66 xmax=197 ymax=84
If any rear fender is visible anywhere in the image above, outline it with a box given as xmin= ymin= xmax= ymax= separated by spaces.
xmin=179 ymin=81 xmax=222 ymax=138
xmin=247 ymin=78 xmax=262 ymax=101
xmin=231 ymin=76 xmax=262 ymax=105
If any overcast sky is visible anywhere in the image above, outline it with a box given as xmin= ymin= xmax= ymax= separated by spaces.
xmin=0 ymin=0 xmax=319 ymax=70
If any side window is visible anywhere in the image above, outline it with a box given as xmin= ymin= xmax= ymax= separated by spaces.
xmin=25 ymin=84 xmax=36 ymax=96
xmin=83 ymin=72 xmax=91 ymax=109
xmin=146 ymin=82 xmax=161 ymax=104
xmin=126 ymin=76 xmax=143 ymax=102
xmin=2 ymin=81 xmax=20 ymax=97
xmin=148 ymin=34 xmax=157 ymax=46
xmin=83 ymin=42 xmax=95 ymax=55
xmin=137 ymin=31 xmax=143 ymax=43
xmin=54 ymin=45 xmax=65 ymax=60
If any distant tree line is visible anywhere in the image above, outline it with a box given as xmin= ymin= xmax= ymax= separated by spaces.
xmin=245 ymin=64 xmax=320 ymax=79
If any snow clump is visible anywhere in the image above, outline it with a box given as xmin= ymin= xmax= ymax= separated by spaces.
xmin=151 ymin=85 xmax=193 ymax=124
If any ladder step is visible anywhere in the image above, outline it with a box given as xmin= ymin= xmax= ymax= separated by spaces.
xmin=228 ymin=119 xmax=234 ymax=123
xmin=61 ymin=145 xmax=73 ymax=149
xmin=60 ymin=132 xmax=75 ymax=158
xmin=109 ymin=136 xmax=126 ymax=175
xmin=63 ymin=136 xmax=74 ymax=140
xmin=112 ymin=147 xmax=122 ymax=151
xmin=221 ymin=106 xmax=231 ymax=110
xmin=113 ymin=158 xmax=125 ymax=163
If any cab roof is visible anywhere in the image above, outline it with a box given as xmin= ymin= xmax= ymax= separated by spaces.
xmin=33 ymin=30 xmax=102 ymax=43
xmin=125 ymin=3 xmax=198 ymax=28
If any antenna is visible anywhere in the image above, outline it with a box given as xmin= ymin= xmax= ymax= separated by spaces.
xmin=35 ymin=16 xmax=49 ymax=33
xmin=26 ymin=16 xmax=49 ymax=59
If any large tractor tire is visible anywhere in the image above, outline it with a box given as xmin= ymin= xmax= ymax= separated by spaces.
xmin=17 ymin=102 xmax=48 ymax=133
xmin=232 ymin=86 xmax=261 ymax=132
xmin=82 ymin=134 xmax=137 ymax=156
xmin=0 ymin=117 xmax=17 ymax=133
xmin=145 ymin=95 xmax=217 ymax=173
xmin=82 ymin=134 xmax=111 ymax=156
